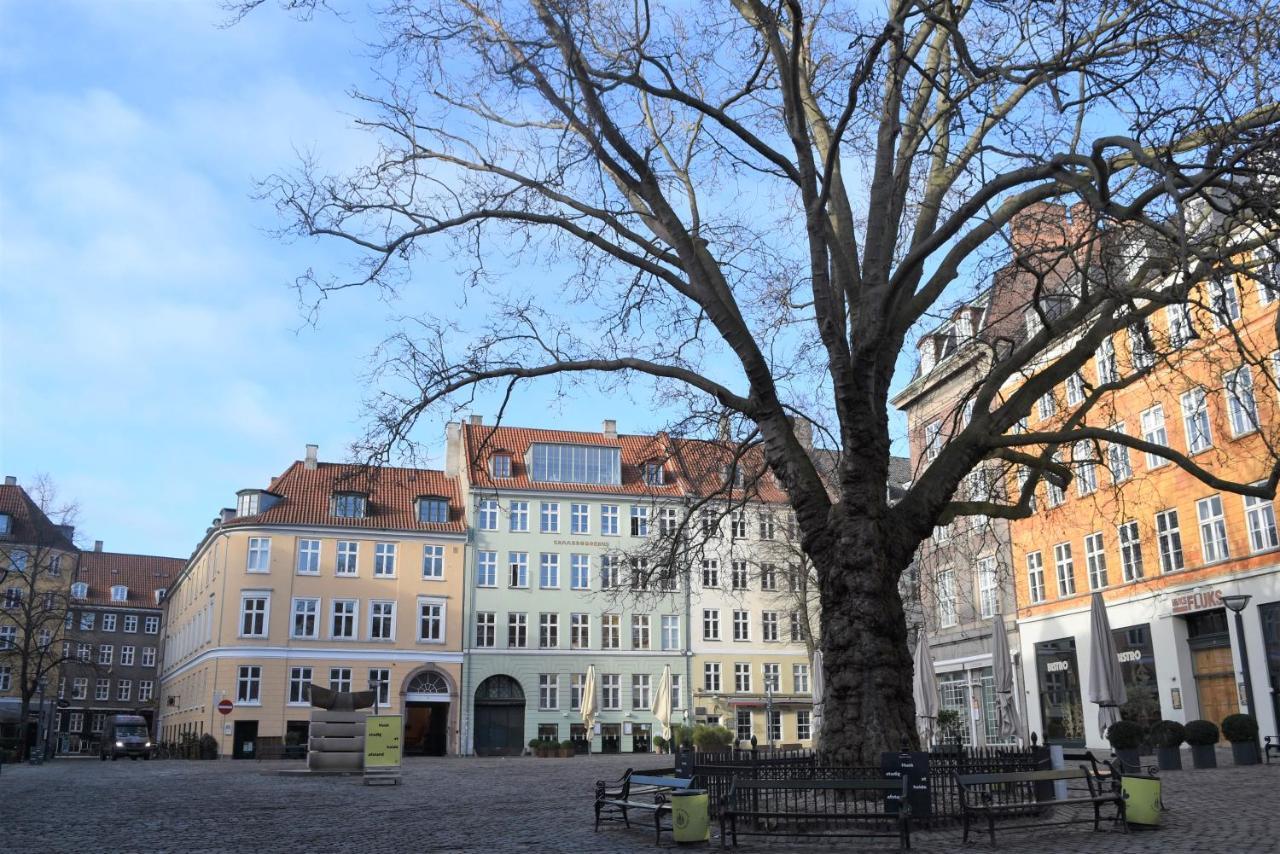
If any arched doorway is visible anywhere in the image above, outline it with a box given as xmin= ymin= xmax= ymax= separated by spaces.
xmin=474 ymin=675 xmax=525 ymax=756
xmin=404 ymin=670 xmax=452 ymax=756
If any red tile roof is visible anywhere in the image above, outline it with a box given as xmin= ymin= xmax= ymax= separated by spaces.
xmin=0 ymin=484 xmax=77 ymax=552
xmin=223 ymin=461 xmax=467 ymax=534
xmin=77 ymin=551 xmax=185 ymax=608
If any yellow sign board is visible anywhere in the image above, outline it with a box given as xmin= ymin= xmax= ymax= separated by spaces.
xmin=364 ymin=715 xmax=403 ymax=768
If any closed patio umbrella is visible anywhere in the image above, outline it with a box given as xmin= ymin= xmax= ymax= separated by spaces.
xmin=810 ymin=649 xmax=824 ymax=749
xmin=581 ymin=665 xmax=598 ymax=737
xmin=651 ymin=664 xmax=672 ymax=740
xmin=990 ymin=612 xmax=1022 ymax=742
xmin=1087 ymin=592 xmax=1127 ymax=737
xmin=912 ymin=625 xmax=942 ymax=748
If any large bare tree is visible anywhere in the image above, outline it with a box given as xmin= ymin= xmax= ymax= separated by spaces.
xmin=242 ymin=0 xmax=1280 ymax=762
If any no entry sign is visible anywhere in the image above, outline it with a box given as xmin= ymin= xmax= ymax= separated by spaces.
xmin=217 ymin=698 xmax=234 ymax=716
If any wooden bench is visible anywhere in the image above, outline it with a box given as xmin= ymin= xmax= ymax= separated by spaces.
xmin=594 ymin=770 xmax=698 ymax=844
xmin=719 ymin=777 xmax=912 ymax=850
xmin=956 ymin=765 xmax=1125 ymax=845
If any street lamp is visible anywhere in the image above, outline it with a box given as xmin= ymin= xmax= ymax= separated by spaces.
xmin=1222 ymin=594 xmax=1260 ymax=753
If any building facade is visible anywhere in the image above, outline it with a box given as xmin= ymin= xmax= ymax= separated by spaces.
xmin=156 ymin=447 xmax=468 ymax=758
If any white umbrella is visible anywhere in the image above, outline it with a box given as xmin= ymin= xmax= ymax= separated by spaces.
xmin=1087 ymin=592 xmax=1127 ymax=737
xmin=581 ymin=665 xmax=598 ymax=739
xmin=913 ymin=625 xmax=942 ymax=748
xmin=650 ymin=664 xmax=672 ymax=741
xmin=990 ymin=612 xmax=1022 ymax=742
xmin=810 ymin=649 xmax=824 ymax=749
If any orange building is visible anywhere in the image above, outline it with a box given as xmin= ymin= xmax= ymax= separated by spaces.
xmin=1008 ymin=246 xmax=1280 ymax=749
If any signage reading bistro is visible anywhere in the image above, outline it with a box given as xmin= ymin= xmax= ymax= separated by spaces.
xmin=1170 ymin=589 xmax=1223 ymax=616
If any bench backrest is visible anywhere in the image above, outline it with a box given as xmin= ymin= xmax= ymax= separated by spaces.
xmin=956 ymin=767 xmax=1089 ymax=787
xmin=630 ymin=774 xmax=695 ymax=790
xmin=730 ymin=778 xmax=903 ymax=793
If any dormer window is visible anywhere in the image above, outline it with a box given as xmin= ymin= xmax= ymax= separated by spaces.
xmin=721 ymin=465 xmax=747 ymax=488
xmin=919 ymin=338 xmax=936 ymax=374
xmin=71 ymin=582 xmax=88 ymax=599
xmin=643 ymin=462 xmax=666 ymax=486
xmin=332 ymin=492 xmax=368 ymax=519
xmin=236 ymin=489 xmax=280 ymax=517
xmin=0 ymin=513 xmax=10 ymax=535
xmin=489 ymin=454 xmax=513 ymax=478
xmin=154 ymin=588 xmax=167 ymax=604
xmin=416 ymin=496 xmax=450 ymax=524
xmin=111 ymin=585 xmax=128 ymax=602
xmin=529 ymin=443 xmax=621 ymax=485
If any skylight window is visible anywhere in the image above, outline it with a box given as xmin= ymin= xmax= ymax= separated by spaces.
xmin=529 ymin=444 xmax=621 ymax=485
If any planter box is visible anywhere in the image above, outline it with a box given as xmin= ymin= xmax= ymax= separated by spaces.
xmin=1231 ymin=741 xmax=1260 ymax=766
xmin=1191 ymin=744 xmax=1217 ymax=768
xmin=1155 ymin=746 xmax=1182 ymax=771
xmin=1114 ymin=749 xmax=1142 ymax=773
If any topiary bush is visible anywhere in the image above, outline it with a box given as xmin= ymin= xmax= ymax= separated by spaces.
xmin=199 ymin=733 xmax=219 ymax=759
xmin=692 ymin=723 xmax=734 ymax=751
xmin=1221 ymin=713 xmax=1258 ymax=743
xmin=1106 ymin=720 xmax=1144 ymax=750
xmin=669 ymin=723 xmax=694 ymax=750
xmin=1147 ymin=720 xmax=1186 ymax=749
xmin=1184 ymin=719 xmax=1219 ymax=746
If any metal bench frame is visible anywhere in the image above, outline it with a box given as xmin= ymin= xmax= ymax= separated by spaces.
xmin=594 ymin=770 xmax=698 ymax=845
xmin=956 ymin=764 xmax=1126 ymax=845
xmin=719 ymin=777 xmax=912 ymax=850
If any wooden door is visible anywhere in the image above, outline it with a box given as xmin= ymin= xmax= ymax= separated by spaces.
xmin=1192 ymin=646 xmax=1238 ymax=737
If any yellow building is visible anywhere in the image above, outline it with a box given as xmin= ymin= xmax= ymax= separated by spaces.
xmin=156 ymin=446 xmax=467 ymax=758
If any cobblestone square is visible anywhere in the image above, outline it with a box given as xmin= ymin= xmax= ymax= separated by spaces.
xmin=3 ymin=753 xmax=1278 ymax=853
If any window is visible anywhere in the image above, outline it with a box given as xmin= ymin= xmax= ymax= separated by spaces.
xmin=1065 ymin=371 xmax=1085 ymax=406
xmin=478 ymin=499 xmax=498 ymax=531
xmin=631 ymin=674 xmax=651 ymax=710
xmin=1179 ymin=387 xmax=1212 ymax=453
xmin=702 ymin=559 xmax=720 ymax=588
xmin=141 ymin=646 xmax=156 ymax=667
xmin=475 ymin=612 xmax=495 ymax=647
xmin=658 ymin=506 xmax=678 ymax=537
xmin=734 ymin=663 xmax=752 ymax=693
xmin=539 ymin=553 xmax=560 ymax=588
xmin=758 ymin=512 xmax=776 ymax=540
xmin=1113 ymin=521 xmax=1144 ymax=582
xmin=790 ymin=611 xmax=806 ymax=642
xmin=1045 ymin=455 xmax=1065 ymax=508
xmin=490 ymin=454 xmax=512 ymax=478
xmin=599 ymin=555 xmax=620 ymax=589
xmin=1167 ymin=302 xmax=1195 ymax=348
xmin=332 ymin=492 xmax=366 ymax=518
xmin=736 ymin=709 xmax=752 ymax=742
xmin=1258 ymin=248 xmax=1280 ymax=303
xmin=539 ymin=612 xmax=559 ymax=648
xmin=1244 ymin=491 xmax=1279 ymax=553
xmin=240 ymin=594 xmax=268 ymax=637
xmin=117 ymin=680 xmax=133 ymax=701
xmin=566 ymin=553 xmax=590 ymax=590
xmin=699 ymin=507 xmax=719 ymax=536
xmin=758 ymin=663 xmax=778 ymax=694
xmin=1026 ymin=551 xmax=1046 ymax=604
xmin=937 ymin=569 xmax=957 ymax=627
xmin=660 ymin=615 xmax=680 ymax=650
xmin=0 ymin=626 xmax=13 ymax=649
xmin=237 ymin=666 xmax=262 ymax=704
xmin=331 ymin=599 xmax=357 ymax=639
xmin=246 ymin=537 xmax=270 ymax=572
xmin=296 ymin=539 xmax=321 ymax=574
xmin=1225 ymin=367 xmax=1258 ymax=436
xmin=530 ymin=443 xmax=621 ymax=484
xmin=1037 ymin=391 xmax=1056 ymax=421
xmin=600 ymin=504 xmax=619 ymax=535
xmin=336 ymin=541 xmax=359 ymax=576
xmin=329 ymin=668 xmax=352 ymax=693
xmin=1084 ymin=532 xmax=1108 ymax=590
xmin=422 ymin=545 xmax=445 ymax=579
xmin=643 ymin=462 xmax=666 ymax=485
xmin=923 ymin=419 xmax=943 ymax=462
xmin=671 ymin=674 xmax=682 ymax=711
xmin=374 ymin=543 xmax=396 ymax=577
xmin=417 ymin=598 xmax=445 ymax=642
xmin=98 ymin=644 xmax=113 ymax=665
xmin=418 ymin=497 xmax=449 ymax=524
xmin=540 ymin=502 xmax=560 ymax=533
xmin=1140 ymin=405 xmax=1168 ymax=468
xmin=703 ymin=609 xmax=720 ymax=641
xmin=1156 ymin=509 xmax=1185 ymax=572
xmin=508 ymin=612 xmax=528 ymax=648
xmin=1074 ymin=441 xmax=1097 ymax=496
xmin=732 ymin=610 xmax=750 ymax=641
xmin=102 ymin=613 xmax=116 ymax=632
xmin=80 ymin=611 xmax=95 ymax=630
xmin=759 ymin=565 xmax=779 ymax=593
xmin=71 ymin=678 xmax=87 ymax=700
xmin=1209 ymin=273 xmax=1241 ymax=326
xmin=370 ymin=601 xmax=395 ymax=640
xmin=1197 ymin=495 xmax=1230 ymax=563
xmin=796 ymin=710 xmax=812 ymax=740
xmin=629 ymin=558 xmax=650 ymax=590
xmin=761 ymin=611 xmax=779 ymax=642
xmin=110 ymin=584 xmax=128 ymax=602
xmin=77 ymin=642 xmax=91 ymax=661
xmin=71 ymin=581 xmax=87 ymax=599
xmin=629 ymin=505 xmax=649 ymax=537
xmin=631 ymin=614 xmax=651 ymax=650
xmin=730 ymin=511 xmax=747 ymax=539
xmin=1096 ymin=337 xmax=1119 ymax=384
xmin=508 ymin=552 xmax=529 ymax=588
xmin=704 ymin=662 xmax=721 ymax=692
xmin=731 ymin=561 xmax=750 ymax=590
xmin=768 ymin=710 xmax=782 ymax=742
xmin=601 ymin=613 xmax=620 ymax=649
xmin=95 ymin=678 xmax=110 ymax=701
xmin=67 ymin=711 xmax=84 ymax=734
xmin=369 ymin=668 xmax=390 ymax=706
xmin=601 ymin=674 xmax=621 ymax=710
xmin=1129 ymin=322 xmax=1154 ymax=371
xmin=1053 ymin=543 xmax=1075 ymax=597
xmin=120 ymin=645 xmax=135 ymax=666
xmin=291 ymin=598 xmax=320 ymax=639
xmin=475 ymin=550 xmax=497 ymax=587
xmin=1107 ymin=424 xmax=1133 ymax=483
xmin=570 ymin=612 xmax=590 ymax=649
xmin=539 ymin=674 xmax=559 ymax=710
xmin=138 ymin=681 xmax=153 ymax=702
xmin=793 ymin=664 xmax=810 ymax=693
xmin=507 ymin=500 xmax=529 ymax=532
xmin=977 ymin=557 xmax=998 ymax=618
xmin=569 ymin=503 xmax=589 ymax=534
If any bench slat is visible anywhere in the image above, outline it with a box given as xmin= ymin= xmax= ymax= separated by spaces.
xmin=730 ymin=778 xmax=901 ymax=792
xmin=957 ymin=768 xmax=1091 ymax=786
xmin=629 ymin=775 xmax=693 ymax=788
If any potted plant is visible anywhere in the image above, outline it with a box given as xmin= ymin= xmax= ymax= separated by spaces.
xmin=1147 ymin=720 xmax=1186 ymax=771
xmin=1221 ymin=714 xmax=1260 ymax=765
xmin=1106 ymin=720 xmax=1145 ymax=772
xmin=691 ymin=723 xmax=734 ymax=752
xmin=528 ymin=738 xmax=543 ymax=757
xmin=934 ymin=709 xmax=964 ymax=752
xmin=653 ymin=734 xmax=668 ymax=754
xmin=559 ymin=739 xmax=575 ymax=758
xmin=1184 ymin=719 xmax=1219 ymax=768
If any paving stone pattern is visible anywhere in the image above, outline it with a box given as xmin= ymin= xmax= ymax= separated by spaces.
xmin=2 ymin=752 xmax=1277 ymax=852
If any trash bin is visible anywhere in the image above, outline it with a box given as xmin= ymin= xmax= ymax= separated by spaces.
xmin=1121 ymin=775 xmax=1162 ymax=827
xmin=670 ymin=789 xmax=710 ymax=843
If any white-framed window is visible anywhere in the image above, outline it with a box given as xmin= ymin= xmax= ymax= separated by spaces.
xmin=631 ymin=673 xmax=651 ymax=710
xmin=793 ymin=664 xmax=810 ymax=693
xmin=116 ymin=680 xmax=132 ymax=702
xmin=476 ymin=550 xmax=497 ymax=587
xmin=1084 ymin=532 xmax=1108 ymax=590
xmin=1197 ymin=495 xmax=1230 ymax=563
xmin=1118 ymin=521 xmax=1144 ymax=582
xmin=631 ymin=614 xmax=651 ymax=650
xmin=701 ymin=559 xmax=720 ymax=588
xmin=540 ymin=501 xmax=560 ymax=533
xmin=332 ymin=493 xmax=366 ymax=519
xmin=643 ymin=461 xmax=666 ymax=486
xmin=937 ymin=569 xmax=957 ymax=627
xmin=569 ymin=554 xmax=590 ymax=590
xmin=296 ymin=539 xmax=321 ymax=575
xmin=1140 ymin=405 xmax=1168 ymax=468
xmin=336 ymin=541 xmax=359 ymax=576
xmin=77 ymin=642 xmax=91 ymax=661
xmin=141 ymin=646 xmax=156 ymax=667
xmin=759 ymin=564 xmax=779 ymax=592
xmin=539 ymin=612 xmax=559 ymax=648
xmin=1244 ymin=490 xmax=1280 ymax=553
xmin=329 ymin=667 xmax=352 ymax=693
xmin=1053 ymin=542 xmax=1075 ymax=597
xmin=768 ymin=710 xmax=782 ymax=742
xmin=490 ymin=454 xmax=512 ymax=478
xmin=629 ymin=505 xmax=650 ymax=537
xmin=509 ymin=500 xmax=529 ymax=532
xmin=736 ymin=709 xmax=753 ymax=742
xmin=71 ymin=678 xmax=87 ymax=700
xmin=475 ymin=612 xmax=496 ymax=647
xmin=95 ymin=678 xmax=110 ymax=701
xmin=1180 ymin=387 xmax=1212 ymax=453
xmin=732 ymin=609 xmax=750 ymax=641
xmin=508 ymin=552 xmax=529 ymax=588
xmin=730 ymin=510 xmax=748 ymax=539
xmin=478 ymin=499 xmax=499 ymax=531
xmin=110 ymin=584 xmax=128 ymax=602
xmin=758 ymin=511 xmax=776 ymax=540
xmin=538 ymin=674 xmax=559 ymax=710
xmin=1065 ymin=371 xmax=1085 ymax=406
xmin=1026 ymin=551 xmax=1046 ymax=604
xmin=0 ymin=626 xmax=14 ymax=649
xmin=97 ymin=644 xmax=113 ymax=665
xmin=138 ymin=681 xmax=153 ymax=702
xmin=539 ymin=553 xmax=560 ymax=588
xmin=1129 ymin=321 xmax=1155 ymax=370
xmin=704 ymin=662 xmax=721 ymax=692
xmin=1037 ymin=391 xmax=1056 ymax=421
xmin=1225 ymin=367 xmax=1258 ymax=436
xmin=796 ymin=710 xmax=812 ymax=740
xmin=762 ymin=662 xmax=780 ymax=693
xmin=977 ymin=556 xmax=998 ymax=618
xmin=369 ymin=600 xmax=396 ymax=640
xmin=731 ymin=561 xmax=750 ymax=590
xmin=703 ymin=608 xmax=720 ymax=641
xmin=240 ymin=593 xmax=269 ymax=638
xmin=600 ymin=504 xmax=619 ymax=535
xmin=417 ymin=496 xmax=450 ymax=524
xmin=761 ymin=611 xmax=779 ymax=642
xmin=570 ymin=612 xmax=589 ymax=649
xmin=71 ymin=581 xmax=88 ymax=600
xmin=1156 ymin=508 xmax=1185 ymax=572
xmin=1167 ymin=302 xmax=1195 ymax=348
xmin=331 ymin=599 xmax=358 ymax=639
xmin=658 ymin=506 xmax=678 ymax=537
xmin=80 ymin=612 xmax=94 ymax=630
xmin=671 ymin=674 xmax=683 ymax=711
xmin=1045 ymin=453 xmax=1065 ymax=508
xmin=601 ymin=674 xmax=621 ymax=710
xmin=422 ymin=544 xmax=445 ymax=579
xmin=923 ymin=419 xmax=943 ymax=462
xmin=102 ymin=613 xmax=116 ymax=632
xmin=246 ymin=537 xmax=270 ymax=573
xmin=417 ymin=598 xmax=445 ymax=643
xmin=374 ymin=543 xmax=396 ymax=577
xmin=120 ymin=645 xmax=135 ymax=666
xmin=734 ymin=663 xmax=752 ymax=693
xmin=369 ymin=668 xmax=390 ymax=706
xmin=599 ymin=554 xmax=620 ymax=589
xmin=237 ymin=665 xmax=262 ymax=704
xmin=660 ymin=614 xmax=680 ymax=650
xmin=1074 ymin=441 xmax=1097 ymax=496
xmin=600 ymin=613 xmax=620 ymax=649
xmin=291 ymin=597 xmax=320 ymax=639
xmin=144 ymin=615 xmax=159 ymax=634
xmin=1106 ymin=424 xmax=1133 ymax=483
xmin=1096 ymin=336 xmax=1119 ymax=383
xmin=1208 ymin=273 xmax=1242 ymax=326
xmin=507 ymin=612 xmax=528 ymax=648
xmin=570 ymin=503 xmax=589 ymax=534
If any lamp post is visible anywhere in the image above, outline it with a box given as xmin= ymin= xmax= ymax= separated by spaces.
xmin=1222 ymin=594 xmax=1260 ymax=753
xmin=765 ymin=682 xmax=774 ymax=750
xmin=368 ymin=678 xmax=380 ymax=716
xmin=34 ymin=677 xmax=48 ymax=763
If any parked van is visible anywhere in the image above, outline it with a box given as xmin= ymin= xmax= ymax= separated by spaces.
xmin=100 ymin=714 xmax=153 ymax=760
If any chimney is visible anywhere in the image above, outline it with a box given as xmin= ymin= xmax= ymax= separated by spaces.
xmin=1009 ymin=201 xmax=1068 ymax=259
xmin=3 ymin=476 xmax=15 ymax=486
xmin=469 ymin=414 xmax=483 ymax=426
xmin=93 ymin=540 xmax=103 ymax=552
xmin=602 ymin=419 xmax=617 ymax=439
xmin=304 ymin=444 xmax=318 ymax=470
xmin=220 ymin=508 xmax=236 ymax=524
xmin=445 ymin=422 xmax=462 ymax=477
xmin=717 ymin=414 xmax=731 ymax=443
xmin=57 ymin=524 xmax=75 ymax=541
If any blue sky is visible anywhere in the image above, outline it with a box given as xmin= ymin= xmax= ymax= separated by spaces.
xmin=0 ymin=1 xmax=912 ymax=558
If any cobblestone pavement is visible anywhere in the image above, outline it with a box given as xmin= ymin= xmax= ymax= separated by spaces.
xmin=2 ymin=753 xmax=1277 ymax=853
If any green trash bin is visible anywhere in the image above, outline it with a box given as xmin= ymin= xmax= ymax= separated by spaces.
xmin=670 ymin=789 xmax=710 ymax=843
xmin=1121 ymin=775 xmax=1162 ymax=827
